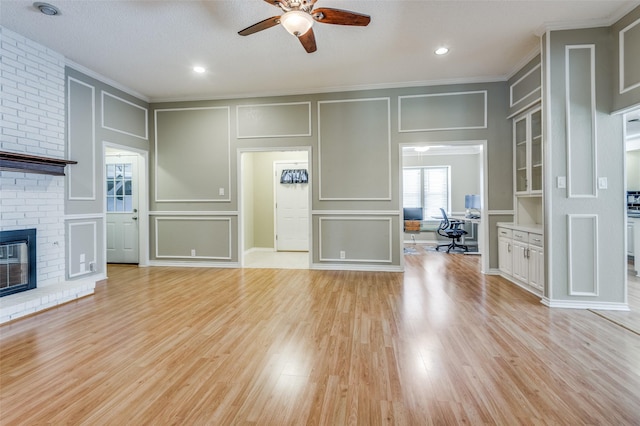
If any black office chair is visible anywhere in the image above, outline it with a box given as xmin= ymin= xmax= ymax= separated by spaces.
xmin=435 ymin=208 xmax=468 ymax=253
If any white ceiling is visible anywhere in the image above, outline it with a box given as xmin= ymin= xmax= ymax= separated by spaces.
xmin=2 ymin=0 xmax=638 ymax=103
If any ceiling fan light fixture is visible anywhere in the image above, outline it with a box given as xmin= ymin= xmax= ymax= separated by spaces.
xmin=280 ymin=10 xmax=314 ymax=36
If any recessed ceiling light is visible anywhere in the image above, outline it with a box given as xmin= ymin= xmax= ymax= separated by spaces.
xmin=33 ymin=2 xmax=60 ymax=16
xmin=193 ymin=66 xmax=206 ymax=74
xmin=435 ymin=47 xmax=449 ymax=56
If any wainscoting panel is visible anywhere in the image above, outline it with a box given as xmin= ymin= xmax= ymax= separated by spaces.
xmin=318 ymin=217 xmax=392 ymax=263
xmin=67 ymin=77 xmax=96 ymax=201
xmin=566 ymin=45 xmax=597 ymax=198
xmin=237 ymin=102 xmax=311 ymax=138
xmin=399 ymin=91 xmax=487 ymax=132
xmin=567 ymin=214 xmax=599 ymax=296
xmin=155 ymin=217 xmax=232 ymax=260
xmin=68 ymin=221 xmax=97 ymax=278
xmin=102 ymin=92 xmax=148 ymax=139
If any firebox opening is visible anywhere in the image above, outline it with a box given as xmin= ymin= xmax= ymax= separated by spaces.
xmin=1 ymin=228 xmax=37 ymax=297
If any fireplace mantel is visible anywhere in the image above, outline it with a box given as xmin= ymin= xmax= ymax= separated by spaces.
xmin=0 ymin=151 xmax=77 ymax=176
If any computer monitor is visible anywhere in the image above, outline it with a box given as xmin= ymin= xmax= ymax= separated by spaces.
xmin=403 ymin=207 xmax=423 ymax=221
xmin=464 ymin=195 xmax=480 ymax=218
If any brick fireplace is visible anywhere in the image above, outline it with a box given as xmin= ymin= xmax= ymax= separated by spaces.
xmin=0 ymin=27 xmax=96 ymax=324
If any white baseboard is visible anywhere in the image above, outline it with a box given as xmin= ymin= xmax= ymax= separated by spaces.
xmin=311 ymin=263 xmax=403 ymax=273
xmin=541 ymin=297 xmax=630 ymax=311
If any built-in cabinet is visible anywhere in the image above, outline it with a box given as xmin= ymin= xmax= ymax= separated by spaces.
xmin=514 ymin=107 xmax=543 ymax=195
xmin=498 ymin=102 xmax=545 ymax=296
xmin=497 ymin=224 xmax=544 ymax=294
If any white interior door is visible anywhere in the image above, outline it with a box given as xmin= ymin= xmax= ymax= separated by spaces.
xmin=106 ymin=155 xmax=139 ymax=263
xmin=275 ymin=162 xmax=309 ymax=252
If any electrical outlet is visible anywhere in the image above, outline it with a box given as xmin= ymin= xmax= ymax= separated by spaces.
xmin=89 ymin=262 xmax=96 ymax=272
xmin=80 ymin=253 xmax=85 ymax=262
xmin=340 ymin=250 xmax=346 ymax=259
xmin=219 ymin=188 xmax=225 ymax=196
xmin=191 ymin=249 xmax=196 ymax=257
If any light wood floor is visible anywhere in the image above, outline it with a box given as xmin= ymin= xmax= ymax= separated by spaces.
xmin=1 ymin=251 xmax=640 ymax=424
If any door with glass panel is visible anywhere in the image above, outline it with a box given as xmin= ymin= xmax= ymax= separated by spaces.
xmin=106 ymin=156 xmax=139 ymax=263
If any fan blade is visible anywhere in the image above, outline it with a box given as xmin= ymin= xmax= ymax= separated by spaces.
xmin=298 ymin=28 xmax=317 ymax=53
xmin=238 ymin=16 xmax=281 ymax=36
xmin=312 ymin=8 xmax=371 ymax=26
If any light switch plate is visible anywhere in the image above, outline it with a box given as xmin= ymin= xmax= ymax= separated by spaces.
xmin=219 ymin=188 xmax=225 ymax=196
xmin=557 ymin=176 xmax=566 ymax=189
xmin=598 ymin=177 xmax=608 ymax=189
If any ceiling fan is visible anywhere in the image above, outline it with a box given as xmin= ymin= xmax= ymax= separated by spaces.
xmin=238 ymin=0 xmax=371 ymax=53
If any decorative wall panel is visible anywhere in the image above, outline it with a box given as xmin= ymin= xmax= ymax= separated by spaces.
xmin=318 ymin=98 xmax=391 ymax=200
xmin=67 ymin=77 xmax=95 ymax=200
xmin=319 ymin=217 xmax=392 ymax=262
xmin=102 ymin=92 xmax=148 ymax=139
xmin=155 ymin=217 xmax=232 ymax=259
xmin=237 ymin=102 xmax=311 ymax=138
xmin=566 ymin=45 xmax=597 ymax=198
xmin=620 ymin=17 xmax=640 ymax=93
xmin=567 ymin=214 xmax=599 ymax=296
xmin=68 ymin=221 xmax=97 ymax=278
xmin=399 ymin=91 xmax=487 ymax=132
xmin=154 ymin=107 xmax=230 ymax=202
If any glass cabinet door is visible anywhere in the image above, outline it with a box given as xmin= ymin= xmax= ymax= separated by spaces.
xmin=514 ymin=117 xmax=528 ymax=193
xmin=530 ymin=109 xmax=542 ymax=192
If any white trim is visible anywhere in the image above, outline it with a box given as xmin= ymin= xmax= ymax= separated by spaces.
xmin=541 ymin=297 xmax=629 ymax=311
xmin=236 ymin=102 xmax=312 ymax=138
xmin=510 ymin=63 xmax=542 ymax=108
xmin=148 ymin=76 xmax=506 ymax=104
xmin=311 ymin=263 xmax=403 ymax=273
xmin=67 ymin=221 xmax=97 ymax=278
xmin=398 ymin=91 xmax=487 ymax=132
xmin=565 ymin=44 xmax=597 ymax=199
xmin=543 ymin=31 xmax=552 ymax=301
xmin=506 ymin=98 xmax=542 ymax=120
xmin=66 ymin=60 xmax=149 ymax=102
xmin=567 ymin=214 xmax=599 ymax=297
xmin=318 ymin=217 xmax=393 ymax=263
xmin=147 ymin=260 xmax=240 ymax=269
xmin=154 ymin=217 xmax=232 ymax=260
xmin=153 ymin=106 xmax=231 ymax=203
xmin=103 ymin=142 xmax=150 ymax=267
xmin=65 ymin=213 xmax=105 ymax=220
xmin=67 ymin=77 xmax=96 ymax=201
xmin=318 ymin=97 xmax=392 ymax=201
xmin=486 ymin=210 xmax=515 ymax=215
xmin=312 ymin=210 xmax=399 ymax=216
xmin=619 ymin=17 xmax=640 ymax=94
xmin=101 ymin=92 xmax=149 ymax=140
xmin=149 ymin=211 xmax=238 ymax=216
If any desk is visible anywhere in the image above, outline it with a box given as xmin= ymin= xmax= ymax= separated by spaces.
xmin=449 ymin=216 xmax=481 ymax=254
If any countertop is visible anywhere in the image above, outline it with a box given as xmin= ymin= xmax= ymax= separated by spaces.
xmin=496 ymin=222 xmax=543 ymax=234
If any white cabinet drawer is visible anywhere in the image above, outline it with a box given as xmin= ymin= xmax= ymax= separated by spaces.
xmin=498 ymin=228 xmax=512 ymax=238
xmin=512 ymin=230 xmax=528 ymax=242
xmin=528 ymin=233 xmax=543 ymax=247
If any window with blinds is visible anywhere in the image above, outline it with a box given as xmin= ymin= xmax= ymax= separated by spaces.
xmin=402 ymin=166 xmax=450 ymax=219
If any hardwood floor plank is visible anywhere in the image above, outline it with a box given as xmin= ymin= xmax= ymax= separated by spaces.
xmin=2 ymin=255 xmax=640 ymax=424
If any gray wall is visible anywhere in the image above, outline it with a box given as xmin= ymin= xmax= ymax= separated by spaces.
xmin=544 ymin=27 xmax=626 ymax=307
xmin=150 ymin=83 xmax=511 ymax=270
xmin=613 ymin=6 xmax=640 ymax=113
xmin=65 ymin=67 xmax=149 ymax=277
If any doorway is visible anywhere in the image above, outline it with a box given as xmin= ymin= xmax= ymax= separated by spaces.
xmin=104 ymin=143 xmax=149 ymax=266
xmin=239 ymin=149 xmax=311 ymax=269
xmin=400 ymin=141 xmax=488 ymax=272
